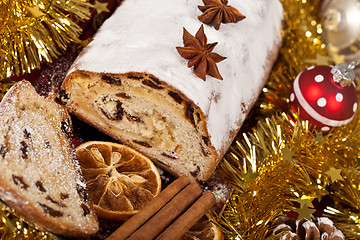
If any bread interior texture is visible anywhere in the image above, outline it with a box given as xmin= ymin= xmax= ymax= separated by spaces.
xmin=63 ymin=72 xmax=218 ymax=181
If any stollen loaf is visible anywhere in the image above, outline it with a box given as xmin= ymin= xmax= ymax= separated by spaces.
xmin=62 ymin=0 xmax=283 ymax=181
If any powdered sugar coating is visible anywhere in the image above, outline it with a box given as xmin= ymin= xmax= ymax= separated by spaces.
xmin=332 ymin=228 xmax=345 ymax=238
xmin=69 ymin=0 xmax=283 ymax=151
xmin=280 ymin=232 xmax=297 ymax=240
xmin=303 ymin=221 xmax=318 ymax=231
xmin=317 ymin=216 xmax=334 ymax=226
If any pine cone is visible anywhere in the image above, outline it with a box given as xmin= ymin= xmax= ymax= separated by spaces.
xmin=272 ymin=216 xmax=345 ymax=240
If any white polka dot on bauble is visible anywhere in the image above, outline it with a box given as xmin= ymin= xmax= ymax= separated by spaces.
xmin=354 ymin=103 xmax=358 ymax=112
xmin=317 ymin=97 xmax=327 ymax=107
xmin=321 ymin=126 xmax=330 ymax=132
xmin=307 ymin=66 xmax=315 ymax=70
xmin=314 ymin=75 xmax=324 ymax=82
xmin=335 ymin=93 xmax=343 ymax=102
xmin=290 ymin=93 xmax=295 ymax=102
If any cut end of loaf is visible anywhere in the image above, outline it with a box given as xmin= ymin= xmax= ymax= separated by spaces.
xmin=62 ymin=72 xmax=219 ymax=181
xmin=0 ymin=80 xmax=98 ymax=237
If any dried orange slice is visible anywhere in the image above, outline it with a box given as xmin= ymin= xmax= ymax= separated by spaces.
xmin=75 ymin=141 xmax=161 ymax=221
xmin=181 ymin=213 xmax=224 ymax=240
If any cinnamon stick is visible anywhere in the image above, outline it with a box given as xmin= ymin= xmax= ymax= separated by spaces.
xmin=156 ymin=192 xmax=216 ymax=240
xmin=106 ymin=175 xmax=191 ymax=240
xmin=127 ymin=181 xmax=202 ymax=240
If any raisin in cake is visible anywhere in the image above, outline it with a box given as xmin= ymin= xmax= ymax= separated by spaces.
xmin=61 ymin=0 xmax=283 ymax=181
xmin=0 ymin=80 xmax=98 ymax=237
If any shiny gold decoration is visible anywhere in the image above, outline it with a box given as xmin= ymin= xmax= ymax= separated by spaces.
xmin=281 ymin=144 xmax=294 ymax=164
xmin=218 ymin=114 xmax=313 ymax=239
xmin=93 ymin=0 xmax=110 ymax=14
xmin=219 ymin=114 xmax=325 ymax=239
xmin=0 ymin=0 xmax=92 ymax=80
xmin=26 ymin=5 xmax=46 ymax=18
xmin=305 ymin=53 xmax=332 ymax=66
xmin=241 ymin=168 xmax=259 ymax=186
xmin=0 ymin=201 xmax=57 ymax=240
xmin=324 ymin=168 xmax=360 ymax=238
xmin=324 ymin=207 xmax=360 ymax=239
xmin=293 ymin=195 xmax=315 ymax=209
xmin=217 ymin=0 xmax=360 ymax=238
xmin=325 ymin=167 xmax=343 ymax=183
xmin=219 ymin=110 xmax=360 ymax=239
xmin=294 ymin=204 xmax=316 ymax=221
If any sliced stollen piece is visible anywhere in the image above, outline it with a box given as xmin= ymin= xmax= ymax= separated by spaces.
xmin=0 ymin=80 xmax=98 ymax=237
xmin=61 ymin=0 xmax=283 ymax=181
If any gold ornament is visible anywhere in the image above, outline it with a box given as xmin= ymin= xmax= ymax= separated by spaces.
xmin=293 ymin=195 xmax=315 ymax=209
xmin=0 ymin=201 xmax=57 ymax=239
xmin=0 ymin=0 xmax=92 ymax=80
xmin=26 ymin=5 xmax=45 ymax=18
xmin=305 ymin=52 xmax=332 ymax=66
xmin=281 ymin=144 xmax=294 ymax=164
xmin=93 ymin=0 xmax=110 ymax=14
xmin=325 ymin=167 xmax=343 ymax=183
xmin=294 ymin=204 xmax=316 ymax=221
xmin=241 ymin=167 xmax=259 ymax=186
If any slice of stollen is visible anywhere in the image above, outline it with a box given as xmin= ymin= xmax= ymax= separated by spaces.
xmin=0 ymin=80 xmax=98 ymax=237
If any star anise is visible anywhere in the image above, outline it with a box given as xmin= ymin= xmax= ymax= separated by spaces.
xmin=198 ymin=0 xmax=245 ymax=30
xmin=176 ymin=25 xmax=226 ymax=81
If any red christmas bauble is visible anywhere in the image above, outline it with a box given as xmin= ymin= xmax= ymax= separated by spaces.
xmin=290 ymin=65 xmax=358 ymax=132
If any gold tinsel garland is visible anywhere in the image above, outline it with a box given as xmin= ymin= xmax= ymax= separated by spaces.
xmin=0 ymin=201 xmax=57 ymax=239
xmin=0 ymin=0 xmax=92 ymax=80
xmin=218 ymin=0 xmax=360 ymax=239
